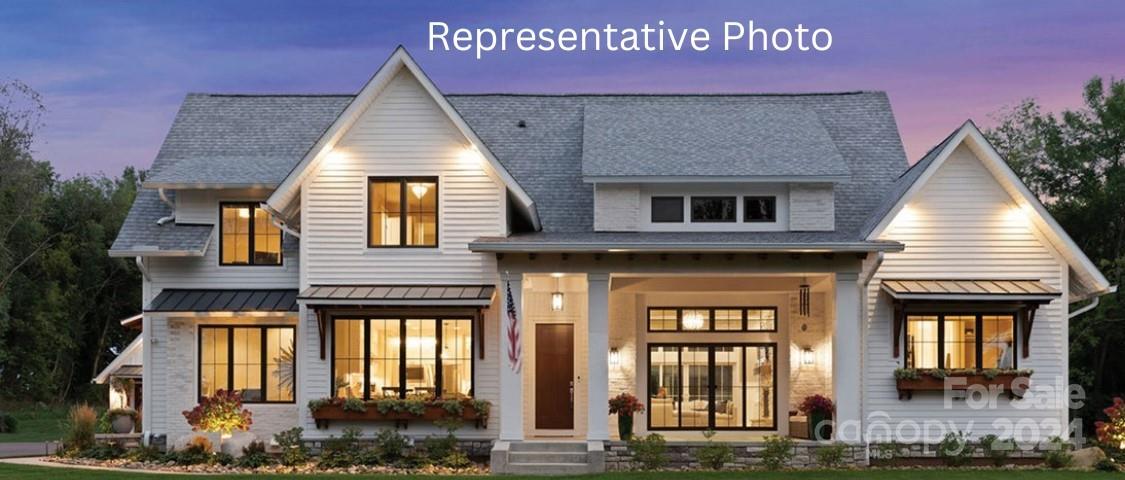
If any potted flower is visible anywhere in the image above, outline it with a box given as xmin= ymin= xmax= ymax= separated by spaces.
xmin=608 ymin=392 xmax=645 ymax=440
xmin=107 ymin=407 xmax=138 ymax=433
xmin=798 ymin=394 xmax=834 ymax=441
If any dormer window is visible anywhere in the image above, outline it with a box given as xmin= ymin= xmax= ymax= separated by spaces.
xmin=220 ymin=203 xmax=282 ymax=266
xmin=651 ymin=196 xmax=684 ymax=223
xmin=743 ymin=196 xmax=777 ymax=222
xmin=690 ymin=196 xmax=736 ymax=223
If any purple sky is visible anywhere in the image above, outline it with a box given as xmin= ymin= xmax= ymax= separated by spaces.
xmin=3 ymin=1 xmax=1124 ymax=177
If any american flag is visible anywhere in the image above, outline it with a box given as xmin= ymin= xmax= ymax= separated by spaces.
xmin=505 ymin=280 xmax=522 ymax=374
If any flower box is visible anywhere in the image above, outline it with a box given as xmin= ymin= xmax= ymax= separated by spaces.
xmin=894 ymin=369 xmax=1031 ymax=400
xmin=309 ymin=398 xmax=489 ymax=429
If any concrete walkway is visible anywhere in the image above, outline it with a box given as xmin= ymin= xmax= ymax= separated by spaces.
xmin=0 ymin=442 xmax=56 ymax=458
xmin=0 ymin=456 xmax=187 ymax=475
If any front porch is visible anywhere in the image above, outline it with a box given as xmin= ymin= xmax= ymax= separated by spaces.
xmin=495 ymin=254 xmax=865 ymax=444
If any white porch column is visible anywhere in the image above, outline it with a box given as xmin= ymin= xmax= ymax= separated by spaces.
xmin=587 ymin=273 xmax=611 ymax=441
xmin=833 ymin=272 xmax=862 ymax=441
xmin=499 ymin=272 xmax=524 ymax=441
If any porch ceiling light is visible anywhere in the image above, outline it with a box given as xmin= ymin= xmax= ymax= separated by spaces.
xmin=683 ymin=311 xmax=705 ymax=330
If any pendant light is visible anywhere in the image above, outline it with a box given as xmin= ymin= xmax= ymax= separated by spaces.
xmin=551 ymin=274 xmax=564 ymax=312
xmin=799 ymin=277 xmax=811 ymax=317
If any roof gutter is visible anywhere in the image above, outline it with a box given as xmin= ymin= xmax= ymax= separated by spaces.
xmin=1070 ymin=285 xmax=1118 ymax=319
xmin=469 ymin=241 xmax=904 ymax=254
xmin=260 ymin=202 xmax=301 ymax=238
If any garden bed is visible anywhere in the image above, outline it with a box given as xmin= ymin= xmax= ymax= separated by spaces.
xmin=43 ymin=455 xmax=488 ymax=475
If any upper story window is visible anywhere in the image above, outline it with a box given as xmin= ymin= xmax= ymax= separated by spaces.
xmin=220 ymin=203 xmax=282 ymax=266
xmin=651 ymin=196 xmax=684 ymax=223
xmin=690 ymin=196 xmax=737 ymax=222
xmin=905 ymin=313 xmax=1016 ymax=370
xmin=743 ymin=196 xmax=777 ymax=222
xmin=369 ymin=177 xmax=437 ymax=247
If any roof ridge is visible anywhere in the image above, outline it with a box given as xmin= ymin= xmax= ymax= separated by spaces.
xmin=188 ymin=93 xmax=354 ymax=98
xmin=446 ymin=91 xmax=880 ymax=98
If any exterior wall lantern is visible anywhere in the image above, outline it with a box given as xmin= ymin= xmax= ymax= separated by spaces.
xmin=609 ymin=347 xmax=621 ymax=367
xmin=551 ymin=274 xmax=564 ymax=311
xmin=801 ymin=347 xmax=815 ymax=366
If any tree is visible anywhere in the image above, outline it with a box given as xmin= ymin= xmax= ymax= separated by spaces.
xmin=986 ymin=77 xmax=1125 ymax=433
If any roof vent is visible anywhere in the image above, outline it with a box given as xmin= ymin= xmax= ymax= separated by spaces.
xmin=517 ymin=120 xmax=527 ymax=128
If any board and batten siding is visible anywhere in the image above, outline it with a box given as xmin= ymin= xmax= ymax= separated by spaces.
xmin=295 ymin=67 xmax=505 ymax=438
xmin=865 ymin=144 xmax=1069 ymax=442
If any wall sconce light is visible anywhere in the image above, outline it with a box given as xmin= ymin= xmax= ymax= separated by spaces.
xmin=801 ymin=347 xmax=815 ymax=366
xmin=609 ymin=347 xmax=620 ymax=367
xmin=551 ymin=291 xmax=564 ymax=311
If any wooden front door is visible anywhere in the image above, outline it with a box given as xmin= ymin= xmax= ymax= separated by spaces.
xmin=535 ymin=324 xmax=574 ymax=430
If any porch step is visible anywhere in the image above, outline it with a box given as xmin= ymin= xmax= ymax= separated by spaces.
xmin=509 ymin=451 xmax=589 ymax=464
xmin=492 ymin=441 xmax=604 ymax=475
xmin=503 ymin=462 xmax=591 ymax=475
xmin=508 ymin=441 xmax=588 ymax=453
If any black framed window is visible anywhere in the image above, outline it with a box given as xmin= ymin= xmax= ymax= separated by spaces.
xmin=743 ymin=196 xmax=777 ymax=222
xmin=199 ymin=326 xmax=295 ymax=403
xmin=905 ymin=313 xmax=1016 ymax=370
xmin=332 ymin=317 xmax=473 ymax=399
xmin=369 ymin=177 xmax=438 ymax=247
xmin=648 ymin=343 xmax=776 ymax=431
xmin=651 ymin=196 xmax=685 ymax=223
xmin=647 ymin=307 xmax=777 ymax=332
xmin=220 ymin=203 xmax=282 ymax=265
xmin=690 ymin=196 xmax=736 ymax=222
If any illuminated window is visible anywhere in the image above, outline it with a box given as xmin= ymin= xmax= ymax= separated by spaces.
xmin=906 ymin=314 xmax=1016 ymax=369
xmin=332 ymin=317 xmax=472 ymax=399
xmin=647 ymin=344 xmax=776 ymax=430
xmin=648 ymin=307 xmax=777 ymax=332
xmin=220 ymin=203 xmax=282 ymax=265
xmin=369 ymin=177 xmax=437 ymax=247
xmin=199 ymin=325 xmax=295 ymax=403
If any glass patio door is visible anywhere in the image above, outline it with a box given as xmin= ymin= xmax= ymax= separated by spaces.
xmin=647 ymin=344 xmax=775 ymax=430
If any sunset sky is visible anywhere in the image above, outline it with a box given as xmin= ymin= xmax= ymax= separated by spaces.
xmin=3 ymin=0 xmax=1123 ymax=177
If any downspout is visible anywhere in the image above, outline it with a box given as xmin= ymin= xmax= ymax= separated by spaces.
xmin=858 ymin=251 xmax=885 ymax=461
xmin=156 ymin=188 xmax=175 ymax=226
xmin=134 ymin=256 xmax=151 ymax=282
xmin=260 ymin=202 xmax=301 ymax=239
xmin=1070 ymin=285 xmax=1119 ymax=319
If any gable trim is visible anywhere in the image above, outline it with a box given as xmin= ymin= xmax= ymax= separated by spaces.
xmin=866 ymin=121 xmax=1112 ymax=300
xmin=264 ymin=46 xmax=540 ymax=230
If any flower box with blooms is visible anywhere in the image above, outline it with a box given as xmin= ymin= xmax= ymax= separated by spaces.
xmin=893 ymin=368 xmax=1033 ymax=400
xmin=798 ymin=394 xmax=834 ymax=441
xmin=307 ymin=394 xmax=490 ymax=429
xmin=1095 ymin=397 xmax=1125 ymax=450
xmin=182 ymin=389 xmax=253 ymax=436
xmin=608 ymin=392 xmax=645 ymax=440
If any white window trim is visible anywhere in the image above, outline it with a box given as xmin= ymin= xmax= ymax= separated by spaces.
xmin=638 ymin=184 xmax=789 ymax=232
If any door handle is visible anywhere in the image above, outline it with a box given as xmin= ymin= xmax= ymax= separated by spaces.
xmin=569 ymin=381 xmax=574 ymax=406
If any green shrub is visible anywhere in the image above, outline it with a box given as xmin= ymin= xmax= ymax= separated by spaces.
xmin=1094 ymin=457 xmax=1119 ymax=472
xmin=1043 ymin=436 xmax=1073 ymax=469
xmin=936 ymin=431 xmax=975 ymax=467
xmin=694 ymin=430 xmax=734 ymax=470
xmin=319 ymin=427 xmax=363 ymax=469
xmin=125 ymin=445 xmax=164 ymax=463
xmin=79 ymin=443 xmax=125 ymax=460
xmin=235 ymin=441 xmax=274 ymax=468
xmin=0 ymin=412 xmax=17 ymax=433
xmin=627 ymin=433 xmax=668 ymax=470
xmin=815 ymin=443 xmax=847 ymax=468
xmin=374 ymin=428 xmax=409 ymax=462
xmin=421 ymin=434 xmax=457 ymax=462
xmin=167 ymin=437 xmax=214 ymax=465
xmin=440 ymin=451 xmax=472 ymax=469
xmin=62 ymin=404 xmax=97 ymax=453
xmin=274 ymin=427 xmax=310 ymax=466
xmin=980 ymin=434 xmax=1013 ymax=466
xmin=760 ymin=434 xmax=795 ymax=470
xmin=215 ymin=452 xmax=235 ymax=466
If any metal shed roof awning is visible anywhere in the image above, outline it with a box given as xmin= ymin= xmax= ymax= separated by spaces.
xmin=881 ymin=279 xmax=1061 ymax=302
xmin=298 ymin=285 xmax=496 ymax=307
xmin=146 ymin=289 xmax=299 ymax=313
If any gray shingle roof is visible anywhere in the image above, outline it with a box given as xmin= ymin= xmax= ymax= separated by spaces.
xmin=109 ymin=189 xmax=213 ymax=256
xmin=469 ymin=231 xmax=902 ymax=252
xmin=145 ymin=94 xmax=351 ymax=187
xmin=122 ymin=91 xmax=909 ymax=249
xmin=580 ymin=103 xmax=848 ymax=179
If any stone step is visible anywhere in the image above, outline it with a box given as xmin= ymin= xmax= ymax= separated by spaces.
xmin=508 ymin=441 xmax=588 ymax=453
xmin=508 ymin=451 xmax=588 ymax=464
xmin=502 ymin=462 xmax=593 ymax=475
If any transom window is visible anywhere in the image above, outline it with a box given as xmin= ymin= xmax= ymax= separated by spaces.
xmin=649 ymin=195 xmax=779 ymax=225
xmin=199 ymin=326 xmax=295 ymax=403
xmin=648 ymin=344 xmax=776 ymax=430
xmin=368 ymin=177 xmax=438 ymax=247
xmin=333 ymin=317 xmax=472 ymax=399
xmin=220 ymin=203 xmax=282 ymax=265
xmin=690 ymin=196 xmax=736 ymax=222
xmin=648 ymin=307 xmax=777 ymax=332
xmin=905 ymin=313 xmax=1016 ymax=369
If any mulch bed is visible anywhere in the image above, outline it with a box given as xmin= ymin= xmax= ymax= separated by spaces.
xmin=44 ymin=456 xmax=489 ymax=475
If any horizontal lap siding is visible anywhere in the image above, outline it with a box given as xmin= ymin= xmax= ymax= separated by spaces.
xmin=865 ymin=144 xmax=1069 ymax=441
xmin=297 ymin=68 xmax=503 ymax=438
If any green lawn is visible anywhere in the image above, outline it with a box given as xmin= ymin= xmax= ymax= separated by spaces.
xmin=0 ymin=405 xmax=69 ymax=443
xmin=0 ymin=463 xmax=1118 ymax=480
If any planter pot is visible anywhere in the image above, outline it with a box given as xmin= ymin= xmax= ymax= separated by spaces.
xmin=310 ymin=401 xmax=488 ymax=429
xmin=110 ymin=415 xmax=135 ymax=434
xmin=617 ymin=415 xmax=634 ymax=440
xmin=807 ymin=411 xmax=832 ymax=441
xmin=896 ymin=373 xmax=1030 ymax=400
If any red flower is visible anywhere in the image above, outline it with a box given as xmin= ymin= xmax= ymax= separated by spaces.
xmin=608 ymin=392 xmax=646 ymax=417
xmin=798 ymin=394 xmax=835 ymax=416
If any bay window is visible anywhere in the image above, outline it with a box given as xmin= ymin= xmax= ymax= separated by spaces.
xmin=199 ymin=325 xmax=295 ymax=403
xmin=333 ymin=317 xmax=472 ymax=399
xmin=220 ymin=203 xmax=282 ymax=265
xmin=905 ymin=313 xmax=1016 ymax=369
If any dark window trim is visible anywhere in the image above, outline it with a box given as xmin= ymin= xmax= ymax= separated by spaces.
xmin=689 ymin=196 xmax=737 ymax=223
xmin=903 ymin=313 xmax=1018 ymax=370
xmin=647 ymin=307 xmax=779 ymax=333
xmin=197 ymin=325 xmax=297 ymax=404
xmin=367 ymin=176 xmax=439 ymax=249
xmin=650 ymin=196 xmax=685 ymax=223
xmin=646 ymin=342 xmax=778 ymax=431
xmin=742 ymin=196 xmax=777 ymax=223
xmin=218 ymin=202 xmax=283 ymax=266
xmin=330 ymin=315 xmax=474 ymax=400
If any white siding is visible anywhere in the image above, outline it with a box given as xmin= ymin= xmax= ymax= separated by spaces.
xmin=301 ymin=68 xmax=505 ymax=285
xmin=788 ymin=183 xmax=834 ymax=231
xmin=865 ymin=144 xmax=1069 ymax=442
xmin=593 ymin=184 xmax=640 ymax=232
